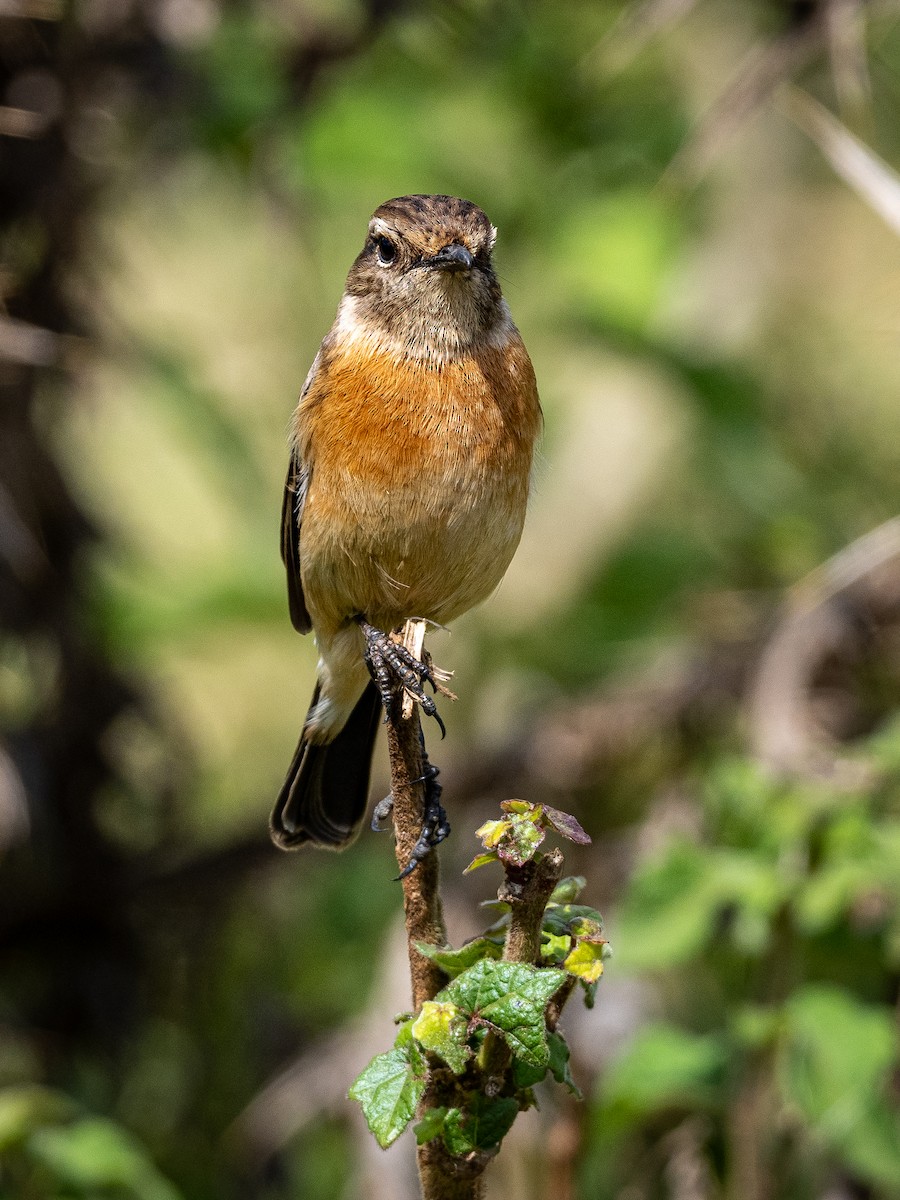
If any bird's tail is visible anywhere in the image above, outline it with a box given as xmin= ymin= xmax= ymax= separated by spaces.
xmin=270 ymin=681 xmax=382 ymax=850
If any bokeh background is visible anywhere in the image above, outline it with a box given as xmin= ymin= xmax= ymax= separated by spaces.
xmin=1 ymin=1 xmax=900 ymax=1197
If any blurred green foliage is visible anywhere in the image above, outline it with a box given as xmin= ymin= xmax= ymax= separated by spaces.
xmin=585 ymin=726 xmax=900 ymax=1198
xmin=3 ymin=1 xmax=900 ymax=1198
xmin=0 ymin=1087 xmax=183 ymax=1200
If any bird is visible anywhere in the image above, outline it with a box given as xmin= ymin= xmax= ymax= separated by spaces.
xmin=270 ymin=194 xmax=542 ymax=867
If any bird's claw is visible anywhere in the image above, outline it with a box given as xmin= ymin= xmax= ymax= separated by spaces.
xmin=372 ymin=764 xmax=450 ymax=875
xmin=357 ymin=617 xmax=446 ymax=736
xmin=394 ymin=764 xmax=450 ymax=880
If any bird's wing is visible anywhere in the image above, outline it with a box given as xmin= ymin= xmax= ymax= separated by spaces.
xmin=281 ymin=452 xmax=311 ymax=633
xmin=280 ymin=350 xmax=324 ymax=635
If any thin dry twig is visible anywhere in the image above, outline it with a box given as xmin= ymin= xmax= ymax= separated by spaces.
xmin=749 ymin=516 xmax=900 ymax=774
xmin=826 ymin=0 xmax=873 ymax=122
xmin=586 ymin=0 xmax=700 ymax=76
xmin=0 ymin=315 xmax=62 ymax=367
xmin=781 ymin=86 xmax=900 ymax=236
xmin=665 ymin=7 xmax=829 ymax=188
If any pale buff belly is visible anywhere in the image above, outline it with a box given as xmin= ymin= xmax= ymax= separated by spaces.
xmin=300 ymin=461 xmax=529 ymax=636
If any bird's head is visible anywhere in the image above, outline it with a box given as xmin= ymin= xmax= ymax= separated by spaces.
xmin=342 ymin=195 xmax=507 ymax=360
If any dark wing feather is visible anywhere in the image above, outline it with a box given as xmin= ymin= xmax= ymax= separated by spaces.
xmin=281 ymin=454 xmax=311 ymax=633
xmin=280 ymin=349 xmax=326 ymax=635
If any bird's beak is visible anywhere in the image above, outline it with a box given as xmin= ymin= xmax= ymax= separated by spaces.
xmin=427 ymin=242 xmax=475 ymax=272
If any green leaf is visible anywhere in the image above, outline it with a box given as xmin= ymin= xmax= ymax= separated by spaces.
xmin=475 ymin=819 xmax=511 ymax=848
xmin=541 ymin=931 xmax=572 ymax=963
xmin=27 ymin=1117 xmax=183 ymax=1200
xmin=563 ymin=936 xmax=606 ymax=983
xmin=417 ymin=938 xmax=503 ymax=977
xmin=412 ymin=1002 xmax=471 ymax=1075
xmin=731 ymin=1005 xmax=781 ymax=1049
xmin=497 ymin=813 xmax=545 ymax=866
xmin=0 ymin=1087 xmax=76 ymax=1151
xmin=413 ymin=1107 xmax=448 ymax=1145
xmin=599 ymin=1025 xmax=725 ymax=1126
xmin=442 ymin=1094 xmax=519 ymax=1155
xmin=393 ymin=1021 xmax=426 ymax=1071
xmin=475 ymin=802 xmax=547 ymax=867
xmin=349 ymin=1046 xmax=427 ymax=1149
xmin=543 ymin=904 xmax=604 ymax=938
xmin=511 ymin=1057 xmax=548 ymax=1089
xmin=548 ymin=1031 xmax=582 ymax=1098
xmin=569 ymin=916 xmax=604 ymax=938
xmin=464 ymin=851 xmax=500 ymax=874
xmin=501 ymin=800 xmax=534 ymax=816
xmin=614 ymin=843 xmax=723 ymax=970
xmin=441 ymin=960 xmax=566 ymax=1068
xmin=794 ymin=811 xmax=898 ymax=935
xmin=504 ymin=825 xmax=545 ymax=866
xmin=553 ymin=191 xmax=680 ymax=330
xmin=549 ymin=876 xmax=587 ymax=903
xmin=778 ymin=986 xmax=900 ymax=1188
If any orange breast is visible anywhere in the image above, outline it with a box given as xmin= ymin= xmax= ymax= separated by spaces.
xmin=294 ymin=332 xmax=541 ymax=635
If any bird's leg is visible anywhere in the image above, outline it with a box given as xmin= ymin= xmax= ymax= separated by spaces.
xmin=356 ymin=616 xmax=446 ymax=736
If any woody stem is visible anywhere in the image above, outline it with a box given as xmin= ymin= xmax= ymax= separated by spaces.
xmin=386 ymin=622 xmax=484 ymax=1199
xmin=385 ymin=625 xmax=447 ymax=1009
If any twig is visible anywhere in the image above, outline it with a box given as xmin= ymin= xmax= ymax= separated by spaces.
xmin=385 ymin=619 xmax=448 ymax=1009
xmin=416 ymin=1145 xmax=490 ymax=1200
xmin=664 ymin=8 xmax=828 ymax=189
xmin=500 ymin=849 xmax=564 ymax=966
xmin=383 ymin=628 xmax=574 ymax=1200
xmin=386 ymin=621 xmax=485 ymax=1199
xmin=416 ymin=846 xmax=568 ymax=1200
xmin=781 ymin=87 xmax=900 ymax=236
xmin=480 ymin=849 xmax=566 ymax=1090
xmin=749 ymin=516 xmax=900 ymax=774
xmin=401 ymin=620 xmax=428 ymax=719
xmin=586 ymin=0 xmax=700 ymax=77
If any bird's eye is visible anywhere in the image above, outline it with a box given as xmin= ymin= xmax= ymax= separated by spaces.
xmin=374 ymin=236 xmax=397 ymax=266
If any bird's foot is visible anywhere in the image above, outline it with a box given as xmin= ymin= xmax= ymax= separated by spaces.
xmin=371 ymin=764 xmax=450 ymax=878
xmin=398 ymin=763 xmax=450 ymax=879
xmin=356 ymin=617 xmax=447 ymax=736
